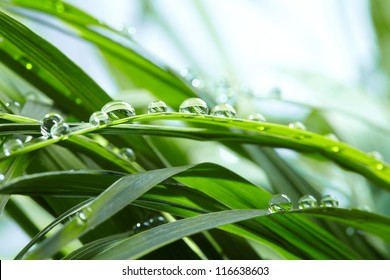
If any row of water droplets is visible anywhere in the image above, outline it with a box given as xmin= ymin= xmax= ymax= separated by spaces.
xmin=268 ymin=194 xmax=339 ymax=213
xmin=2 ymin=98 xmax=387 ymax=173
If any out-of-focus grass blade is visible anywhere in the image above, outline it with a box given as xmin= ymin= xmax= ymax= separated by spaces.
xmin=92 ymin=210 xmax=269 ymax=260
xmin=0 ymin=11 xmax=111 ymax=119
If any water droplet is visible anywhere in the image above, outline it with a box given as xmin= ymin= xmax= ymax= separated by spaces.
xmin=3 ymin=138 xmax=24 ymax=156
xmin=298 ymin=195 xmax=318 ymax=209
xmin=132 ymin=221 xmax=151 ymax=234
xmin=50 ymin=122 xmax=70 ymax=139
xmin=327 ymin=146 xmax=341 ymax=153
xmin=55 ymin=1 xmax=65 ymax=13
xmin=324 ymin=133 xmax=339 ymax=142
xmin=288 ymin=122 xmax=306 ymax=130
xmin=119 ymin=147 xmax=136 ymax=161
xmin=346 ymin=227 xmax=355 ymax=236
xmin=179 ymin=98 xmax=208 ymax=115
xmin=101 ymin=100 xmax=136 ymax=120
xmin=375 ymin=163 xmax=384 ymax=171
xmin=89 ymin=111 xmax=110 ymax=127
xmin=5 ymin=101 xmax=21 ymax=113
xmin=77 ymin=207 xmax=93 ymax=224
xmin=74 ymin=98 xmax=82 ymax=105
xmin=320 ymin=195 xmax=339 ymax=207
xmin=148 ymin=100 xmax=168 ymax=113
xmin=210 ymin=103 xmax=236 ymax=118
xmin=247 ymin=113 xmax=266 ymax=122
xmin=41 ymin=113 xmax=64 ymax=138
xmin=368 ymin=151 xmax=384 ymax=161
xmin=149 ymin=216 xmax=166 ymax=226
xmin=115 ymin=24 xmax=136 ymax=37
xmin=191 ymin=78 xmax=205 ymax=88
xmin=0 ymin=173 xmax=5 ymax=182
xmin=268 ymin=194 xmax=292 ymax=213
xmin=24 ymin=91 xmax=39 ymax=101
xmin=133 ymin=216 xmax=166 ymax=233
xmin=16 ymin=56 xmax=34 ymax=70
xmin=358 ymin=205 xmax=372 ymax=212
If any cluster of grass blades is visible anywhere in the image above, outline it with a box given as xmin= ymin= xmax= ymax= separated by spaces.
xmin=0 ymin=1 xmax=390 ymax=260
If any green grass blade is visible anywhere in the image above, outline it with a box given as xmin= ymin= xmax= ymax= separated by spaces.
xmin=0 ymin=11 xmax=111 ymax=119
xmin=92 ymin=210 xmax=269 ymax=260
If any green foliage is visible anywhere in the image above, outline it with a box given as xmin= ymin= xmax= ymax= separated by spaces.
xmin=0 ymin=0 xmax=389 ymax=260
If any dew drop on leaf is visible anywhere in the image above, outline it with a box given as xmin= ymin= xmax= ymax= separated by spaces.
xmin=298 ymin=195 xmax=317 ymax=209
xmin=268 ymin=194 xmax=292 ymax=213
xmin=320 ymin=195 xmax=339 ymax=208
xmin=368 ymin=151 xmax=384 ymax=161
xmin=327 ymin=146 xmax=341 ymax=153
xmin=247 ymin=113 xmax=266 ymax=122
xmin=210 ymin=103 xmax=236 ymax=118
xmin=324 ymin=133 xmax=339 ymax=142
xmin=0 ymin=173 xmax=4 ymax=182
xmin=101 ymin=100 xmax=136 ymax=120
xmin=41 ymin=113 xmax=64 ymax=138
xmin=179 ymin=98 xmax=208 ymax=115
xmin=55 ymin=1 xmax=65 ymax=13
xmin=50 ymin=122 xmax=70 ymax=139
xmin=288 ymin=121 xmax=306 ymax=130
xmin=3 ymin=138 xmax=24 ymax=156
xmin=148 ymin=100 xmax=168 ymax=113
xmin=89 ymin=111 xmax=110 ymax=127
xmin=119 ymin=147 xmax=136 ymax=161
xmin=77 ymin=207 xmax=93 ymax=224
xmin=5 ymin=101 xmax=21 ymax=114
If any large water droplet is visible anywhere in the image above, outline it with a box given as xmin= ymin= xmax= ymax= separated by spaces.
xmin=41 ymin=113 xmax=64 ymax=138
xmin=3 ymin=138 xmax=24 ymax=156
xmin=210 ymin=103 xmax=236 ymax=118
xmin=119 ymin=147 xmax=136 ymax=161
xmin=101 ymin=100 xmax=136 ymax=120
xmin=298 ymin=195 xmax=317 ymax=209
xmin=288 ymin=122 xmax=306 ymax=130
xmin=320 ymin=195 xmax=339 ymax=207
xmin=148 ymin=100 xmax=168 ymax=113
xmin=268 ymin=194 xmax=292 ymax=213
xmin=50 ymin=122 xmax=70 ymax=139
xmin=0 ymin=173 xmax=5 ymax=182
xmin=368 ymin=151 xmax=384 ymax=161
xmin=89 ymin=111 xmax=110 ymax=127
xmin=77 ymin=207 xmax=93 ymax=224
xmin=5 ymin=101 xmax=21 ymax=113
xmin=179 ymin=98 xmax=208 ymax=115
xmin=247 ymin=113 xmax=266 ymax=122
